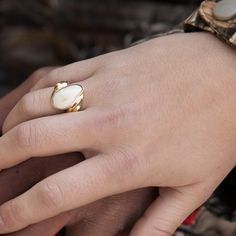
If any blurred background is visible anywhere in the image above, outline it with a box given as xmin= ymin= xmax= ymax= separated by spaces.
xmin=0 ymin=0 xmax=200 ymax=95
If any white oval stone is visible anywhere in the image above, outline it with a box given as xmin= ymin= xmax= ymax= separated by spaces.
xmin=213 ymin=0 xmax=236 ymax=21
xmin=52 ymin=85 xmax=83 ymax=110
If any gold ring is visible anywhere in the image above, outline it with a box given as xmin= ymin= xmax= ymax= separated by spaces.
xmin=51 ymin=81 xmax=84 ymax=112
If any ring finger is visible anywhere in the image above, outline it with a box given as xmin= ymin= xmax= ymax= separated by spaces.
xmin=3 ymin=79 xmax=96 ymax=134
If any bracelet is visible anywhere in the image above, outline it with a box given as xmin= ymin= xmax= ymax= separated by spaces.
xmin=184 ymin=0 xmax=236 ymax=49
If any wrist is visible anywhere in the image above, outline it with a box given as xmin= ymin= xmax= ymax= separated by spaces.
xmin=180 ymin=32 xmax=236 ymax=163
xmin=193 ymin=32 xmax=236 ymax=84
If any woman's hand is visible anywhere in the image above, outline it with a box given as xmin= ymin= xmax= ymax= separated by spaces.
xmin=0 ymin=71 xmax=156 ymax=236
xmin=1 ymin=32 xmax=236 ymax=235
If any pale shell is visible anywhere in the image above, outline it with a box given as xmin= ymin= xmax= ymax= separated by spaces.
xmin=213 ymin=0 xmax=236 ymax=21
xmin=52 ymin=85 xmax=83 ymax=110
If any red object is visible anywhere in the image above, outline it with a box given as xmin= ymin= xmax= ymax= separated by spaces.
xmin=183 ymin=210 xmax=199 ymax=225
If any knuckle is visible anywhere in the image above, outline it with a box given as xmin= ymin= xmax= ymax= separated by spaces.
xmin=90 ymin=108 xmax=127 ymax=146
xmin=95 ymin=107 xmax=126 ymax=128
xmin=0 ymin=202 xmax=25 ymax=229
xmin=15 ymin=122 xmax=38 ymax=149
xmin=36 ymin=181 xmax=65 ymax=210
xmin=141 ymin=214 xmax=173 ymax=236
xmin=46 ymin=68 xmax=61 ymax=85
xmin=101 ymin=149 xmax=140 ymax=188
xmin=31 ymin=67 xmax=60 ymax=90
xmin=98 ymin=50 xmax=123 ymax=70
xmin=150 ymin=225 xmax=172 ymax=236
xmin=29 ymin=67 xmax=51 ymax=84
xmin=19 ymin=93 xmax=36 ymax=117
xmin=111 ymin=148 xmax=140 ymax=180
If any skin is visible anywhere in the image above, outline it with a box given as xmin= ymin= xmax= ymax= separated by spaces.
xmin=0 ymin=71 xmax=156 ymax=236
xmin=0 ymin=32 xmax=236 ymax=235
xmin=0 ymin=160 xmax=155 ymax=236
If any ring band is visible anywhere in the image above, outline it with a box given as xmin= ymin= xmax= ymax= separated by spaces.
xmin=51 ymin=81 xmax=84 ymax=112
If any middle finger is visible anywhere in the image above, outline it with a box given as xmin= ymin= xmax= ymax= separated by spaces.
xmin=0 ymin=110 xmax=103 ymax=170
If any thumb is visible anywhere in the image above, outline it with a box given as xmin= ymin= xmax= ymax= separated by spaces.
xmin=130 ymin=186 xmax=209 ymax=236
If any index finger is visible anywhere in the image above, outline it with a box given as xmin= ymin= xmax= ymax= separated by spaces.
xmin=0 ymin=154 xmax=140 ymax=233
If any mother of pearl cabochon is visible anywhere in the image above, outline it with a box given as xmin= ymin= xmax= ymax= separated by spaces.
xmin=52 ymin=85 xmax=83 ymax=110
xmin=213 ymin=0 xmax=236 ymax=20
